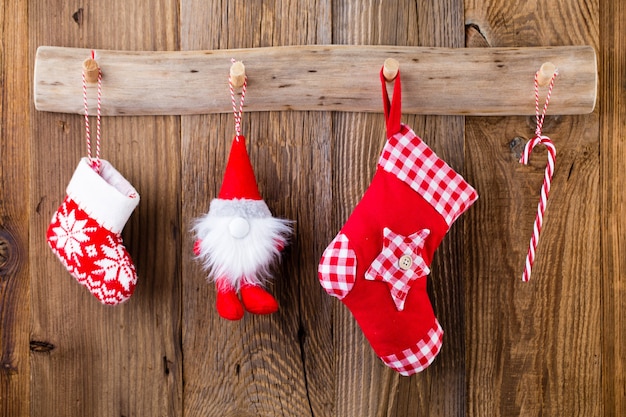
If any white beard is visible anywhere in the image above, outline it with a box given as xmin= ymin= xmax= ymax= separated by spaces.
xmin=193 ymin=198 xmax=293 ymax=289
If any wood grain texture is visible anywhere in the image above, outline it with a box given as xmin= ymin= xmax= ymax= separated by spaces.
xmin=33 ymin=45 xmax=597 ymax=116
xmin=332 ymin=0 xmax=467 ymax=416
xmin=28 ymin=1 xmax=182 ymax=416
xmin=0 ymin=0 xmax=30 ymax=416
xmin=599 ymin=0 xmax=626 ymax=415
xmin=464 ymin=0 xmax=601 ymax=415
xmin=0 ymin=0 xmax=619 ymax=416
xmin=464 ymin=1 xmax=598 ymax=48
xmin=465 ymin=116 xmax=600 ymax=416
xmin=180 ymin=1 xmax=334 ymax=416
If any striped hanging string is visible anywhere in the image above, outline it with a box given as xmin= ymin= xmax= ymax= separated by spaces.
xmin=518 ymin=67 xmax=559 ymax=282
xmin=229 ymin=58 xmax=247 ymax=136
xmin=83 ymin=49 xmax=103 ymax=173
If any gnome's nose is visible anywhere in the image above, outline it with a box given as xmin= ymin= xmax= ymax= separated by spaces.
xmin=229 ymin=217 xmax=250 ymax=239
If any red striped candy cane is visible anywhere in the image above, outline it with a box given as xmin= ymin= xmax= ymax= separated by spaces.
xmin=519 ymin=68 xmax=558 ymax=282
xmin=519 ymin=135 xmax=556 ymax=282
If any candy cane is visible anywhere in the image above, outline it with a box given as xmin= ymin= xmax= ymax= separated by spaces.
xmin=519 ymin=68 xmax=558 ymax=282
xmin=519 ymin=135 xmax=556 ymax=282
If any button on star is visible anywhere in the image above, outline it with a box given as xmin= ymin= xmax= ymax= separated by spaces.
xmin=365 ymin=227 xmax=431 ymax=311
xmin=398 ymin=255 xmax=413 ymax=270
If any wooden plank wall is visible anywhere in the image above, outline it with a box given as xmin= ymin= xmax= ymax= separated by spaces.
xmin=0 ymin=0 xmax=30 ymax=416
xmin=464 ymin=1 xmax=601 ymax=416
xmin=600 ymin=1 xmax=626 ymax=415
xmin=28 ymin=1 xmax=182 ymax=416
xmin=180 ymin=2 xmax=334 ymax=416
xmin=0 ymin=0 xmax=623 ymax=416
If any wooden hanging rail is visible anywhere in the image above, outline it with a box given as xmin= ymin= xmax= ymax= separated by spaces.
xmin=34 ymin=45 xmax=596 ymax=116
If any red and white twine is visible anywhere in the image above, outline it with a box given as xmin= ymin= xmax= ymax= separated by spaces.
xmin=519 ymin=68 xmax=559 ymax=282
xmin=83 ymin=50 xmax=103 ymax=173
xmin=229 ymin=59 xmax=247 ymax=136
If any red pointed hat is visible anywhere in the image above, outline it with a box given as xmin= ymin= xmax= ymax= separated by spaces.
xmin=218 ymin=135 xmax=262 ymax=200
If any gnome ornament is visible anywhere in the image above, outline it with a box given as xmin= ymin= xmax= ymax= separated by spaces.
xmin=318 ymin=68 xmax=478 ymax=375
xmin=193 ymin=68 xmax=292 ymax=321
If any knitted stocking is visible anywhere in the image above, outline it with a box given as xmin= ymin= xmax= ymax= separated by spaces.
xmin=47 ymin=158 xmax=140 ymax=305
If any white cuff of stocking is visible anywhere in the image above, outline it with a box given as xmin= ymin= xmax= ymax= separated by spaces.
xmin=66 ymin=158 xmax=140 ymax=234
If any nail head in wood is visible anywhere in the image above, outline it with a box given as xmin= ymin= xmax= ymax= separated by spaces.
xmin=537 ymin=61 xmax=557 ymax=87
xmin=230 ymin=61 xmax=246 ymax=88
xmin=82 ymin=58 xmax=99 ymax=84
xmin=383 ymin=58 xmax=400 ymax=82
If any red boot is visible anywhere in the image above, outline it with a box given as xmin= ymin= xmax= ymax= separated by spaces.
xmin=193 ymin=239 xmax=203 ymax=256
xmin=240 ymin=284 xmax=279 ymax=315
xmin=216 ymin=283 xmax=244 ymax=321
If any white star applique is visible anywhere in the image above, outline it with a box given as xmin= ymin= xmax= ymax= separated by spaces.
xmin=365 ymin=227 xmax=430 ymax=311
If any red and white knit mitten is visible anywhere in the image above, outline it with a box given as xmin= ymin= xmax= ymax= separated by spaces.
xmin=318 ymin=70 xmax=478 ymax=375
xmin=47 ymin=158 xmax=140 ymax=305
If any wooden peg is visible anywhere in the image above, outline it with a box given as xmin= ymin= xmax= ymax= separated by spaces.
xmin=82 ymin=57 xmax=100 ymax=84
xmin=537 ymin=62 xmax=557 ymax=87
xmin=230 ymin=61 xmax=246 ymax=88
xmin=383 ymin=58 xmax=400 ymax=82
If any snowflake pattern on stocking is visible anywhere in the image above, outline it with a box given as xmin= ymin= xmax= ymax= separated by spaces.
xmin=93 ymin=235 xmax=136 ymax=291
xmin=47 ymin=197 xmax=137 ymax=305
xmin=49 ymin=202 xmax=97 ymax=267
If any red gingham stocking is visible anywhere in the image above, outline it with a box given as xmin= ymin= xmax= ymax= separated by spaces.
xmin=47 ymin=158 xmax=140 ymax=305
xmin=318 ymin=70 xmax=478 ymax=375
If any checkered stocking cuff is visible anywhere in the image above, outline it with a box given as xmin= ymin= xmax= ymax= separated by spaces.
xmin=378 ymin=124 xmax=478 ymax=227
xmin=380 ymin=319 xmax=443 ymax=376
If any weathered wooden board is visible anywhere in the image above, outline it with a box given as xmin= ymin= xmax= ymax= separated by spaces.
xmin=28 ymin=1 xmax=182 ymax=416
xmin=0 ymin=0 xmax=620 ymax=416
xmin=180 ymin=1 xmax=334 ymax=416
xmin=33 ymin=45 xmax=596 ymax=116
xmin=464 ymin=0 xmax=601 ymax=415
xmin=331 ymin=1 xmax=467 ymax=416
xmin=600 ymin=0 xmax=626 ymax=415
xmin=0 ymin=0 xmax=30 ymax=416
